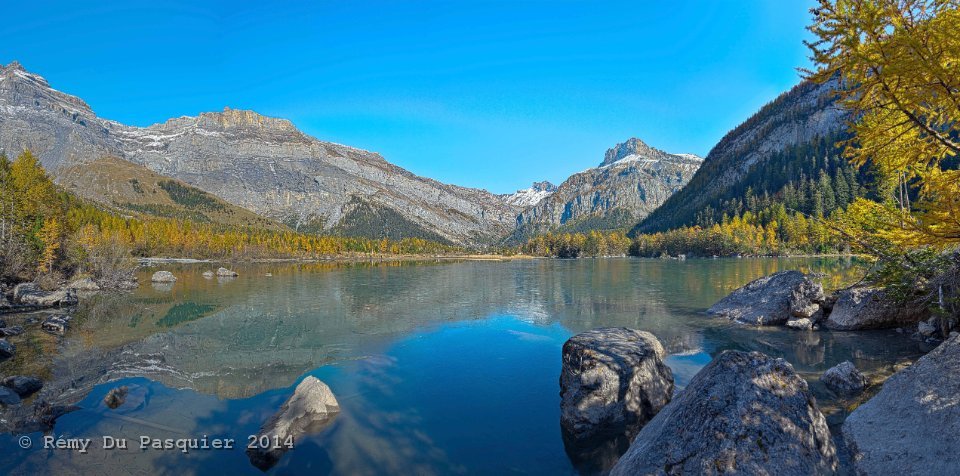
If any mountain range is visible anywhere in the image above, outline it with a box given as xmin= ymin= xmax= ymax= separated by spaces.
xmin=0 ymin=60 xmax=848 ymax=247
xmin=0 ymin=61 xmax=707 ymax=246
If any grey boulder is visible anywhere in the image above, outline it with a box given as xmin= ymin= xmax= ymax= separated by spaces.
xmin=150 ymin=271 xmax=177 ymax=283
xmin=707 ymin=271 xmax=824 ymax=326
xmin=246 ymin=376 xmax=340 ymax=471
xmin=560 ymin=328 xmax=674 ymax=444
xmin=2 ymin=376 xmax=43 ymax=398
xmin=820 ymin=361 xmax=866 ymax=396
xmin=41 ymin=314 xmax=72 ymax=335
xmin=0 ymin=386 xmax=21 ymax=405
xmin=0 ymin=339 xmax=14 ymax=361
xmin=611 ymin=350 xmax=837 ymax=476
xmin=12 ymin=282 xmax=78 ymax=307
xmin=216 ymin=267 xmax=238 ymax=277
xmin=825 ymin=287 xmax=928 ymax=330
xmin=68 ymin=277 xmax=100 ymax=292
xmin=843 ymin=335 xmax=960 ymax=475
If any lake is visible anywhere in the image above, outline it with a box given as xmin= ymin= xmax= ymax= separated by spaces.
xmin=0 ymin=258 xmax=930 ymax=475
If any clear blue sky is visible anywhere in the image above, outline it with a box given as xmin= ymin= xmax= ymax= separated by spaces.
xmin=1 ymin=0 xmax=816 ymax=194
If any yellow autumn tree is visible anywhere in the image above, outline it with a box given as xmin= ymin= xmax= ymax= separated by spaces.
xmin=805 ymin=0 xmax=960 ymax=249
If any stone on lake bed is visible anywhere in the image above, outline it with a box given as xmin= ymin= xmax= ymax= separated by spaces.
xmin=246 ymin=376 xmax=340 ymax=471
xmin=611 ymin=350 xmax=838 ymax=476
xmin=0 ymin=386 xmax=20 ymax=405
xmin=820 ymin=361 xmax=866 ymax=396
xmin=843 ymin=334 xmax=960 ymax=474
xmin=559 ymin=327 xmax=674 ymax=445
xmin=150 ymin=271 xmax=177 ymax=283
xmin=1 ymin=376 xmax=43 ymax=398
xmin=216 ymin=267 xmax=238 ymax=277
xmin=103 ymin=386 xmax=128 ymax=409
xmin=41 ymin=314 xmax=72 ymax=335
xmin=707 ymin=270 xmax=824 ymax=326
xmin=0 ymin=339 xmax=15 ymax=361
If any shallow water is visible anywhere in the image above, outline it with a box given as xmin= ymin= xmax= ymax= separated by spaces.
xmin=0 ymin=258 xmax=929 ymax=474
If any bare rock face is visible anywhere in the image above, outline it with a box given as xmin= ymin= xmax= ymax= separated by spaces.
xmin=825 ymin=287 xmax=929 ymax=330
xmin=707 ymin=271 xmax=824 ymax=326
xmin=559 ymin=328 xmax=674 ymax=444
xmin=246 ymin=376 xmax=340 ymax=471
xmin=150 ymin=271 xmax=177 ymax=283
xmin=843 ymin=335 xmax=960 ymax=475
xmin=611 ymin=350 xmax=838 ymax=476
xmin=820 ymin=361 xmax=866 ymax=396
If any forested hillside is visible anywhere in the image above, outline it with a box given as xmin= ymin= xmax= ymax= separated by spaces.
xmin=633 ymin=80 xmax=848 ymax=234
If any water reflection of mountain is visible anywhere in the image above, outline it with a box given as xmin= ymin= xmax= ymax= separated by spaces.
xmin=12 ymin=258 xmax=887 ymax=410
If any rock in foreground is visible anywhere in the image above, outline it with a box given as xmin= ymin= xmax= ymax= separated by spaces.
xmin=707 ymin=271 xmax=824 ymax=326
xmin=825 ymin=287 xmax=928 ymax=330
xmin=1 ymin=376 xmax=43 ymax=398
xmin=611 ymin=350 xmax=837 ymax=476
xmin=843 ymin=335 xmax=960 ymax=475
xmin=820 ymin=361 xmax=866 ymax=396
xmin=150 ymin=271 xmax=177 ymax=283
xmin=247 ymin=376 xmax=340 ymax=471
xmin=560 ymin=328 xmax=674 ymax=444
xmin=12 ymin=282 xmax=78 ymax=307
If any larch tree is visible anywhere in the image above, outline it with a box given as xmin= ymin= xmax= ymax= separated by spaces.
xmin=805 ymin=0 xmax=960 ymax=249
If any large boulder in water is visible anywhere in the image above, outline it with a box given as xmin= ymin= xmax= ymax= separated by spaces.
xmin=12 ymin=282 xmax=78 ymax=307
xmin=560 ymin=328 xmax=674 ymax=444
xmin=610 ymin=350 xmax=838 ymax=476
xmin=707 ymin=271 xmax=824 ymax=326
xmin=843 ymin=334 xmax=960 ymax=474
xmin=247 ymin=376 xmax=340 ymax=471
xmin=824 ymin=286 xmax=928 ymax=330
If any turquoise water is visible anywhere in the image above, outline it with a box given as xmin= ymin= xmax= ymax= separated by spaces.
xmin=0 ymin=258 xmax=927 ymax=474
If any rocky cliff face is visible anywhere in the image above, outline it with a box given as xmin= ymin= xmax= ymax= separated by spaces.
xmin=515 ymin=138 xmax=702 ymax=236
xmin=0 ymin=62 xmax=522 ymax=245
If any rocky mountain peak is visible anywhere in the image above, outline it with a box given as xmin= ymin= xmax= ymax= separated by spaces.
xmin=196 ymin=107 xmax=299 ymax=133
xmin=531 ymin=181 xmax=557 ymax=192
xmin=601 ymin=138 xmax=665 ymax=167
xmin=2 ymin=60 xmax=25 ymax=72
xmin=0 ymin=61 xmax=93 ymax=114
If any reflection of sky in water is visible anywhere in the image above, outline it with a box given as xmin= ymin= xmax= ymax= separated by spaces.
xmin=0 ymin=258 xmax=929 ymax=474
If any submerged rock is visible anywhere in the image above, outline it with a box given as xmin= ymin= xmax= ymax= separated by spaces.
xmin=2 ymin=376 xmax=43 ymax=398
xmin=246 ymin=376 xmax=340 ymax=471
xmin=41 ymin=314 xmax=72 ymax=335
xmin=559 ymin=328 xmax=674 ymax=444
xmin=820 ymin=361 xmax=866 ymax=396
xmin=707 ymin=271 xmax=824 ymax=326
xmin=610 ymin=350 xmax=837 ymax=476
xmin=0 ymin=339 xmax=15 ymax=361
xmin=843 ymin=335 xmax=960 ymax=474
xmin=0 ymin=387 xmax=21 ymax=405
xmin=216 ymin=267 xmax=238 ymax=277
xmin=825 ymin=287 xmax=928 ymax=330
xmin=150 ymin=271 xmax=177 ymax=283
xmin=0 ymin=326 xmax=24 ymax=337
